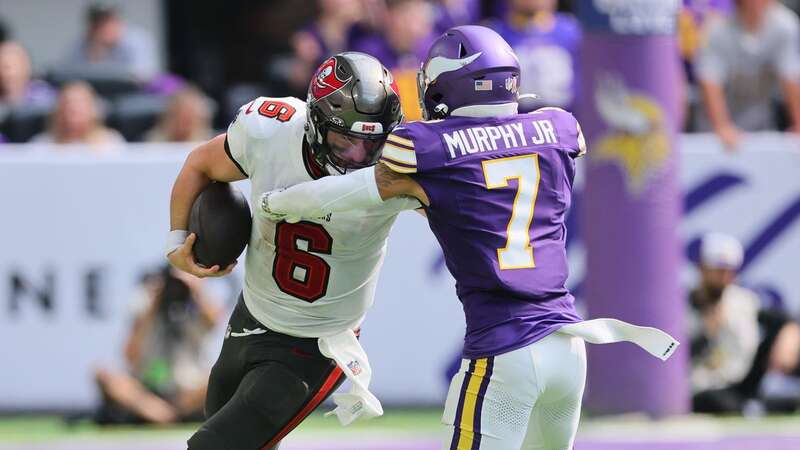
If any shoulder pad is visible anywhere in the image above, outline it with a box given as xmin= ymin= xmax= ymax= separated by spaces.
xmin=231 ymin=96 xmax=306 ymax=140
xmin=379 ymin=126 xmax=418 ymax=174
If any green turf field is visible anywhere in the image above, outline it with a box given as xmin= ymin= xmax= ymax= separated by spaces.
xmin=2 ymin=409 xmax=800 ymax=450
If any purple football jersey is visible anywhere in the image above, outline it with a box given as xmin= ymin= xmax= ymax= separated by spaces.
xmin=380 ymin=108 xmax=585 ymax=358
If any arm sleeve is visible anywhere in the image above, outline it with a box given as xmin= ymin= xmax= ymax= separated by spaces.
xmin=268 ymin=167 xmax=383 ymax=218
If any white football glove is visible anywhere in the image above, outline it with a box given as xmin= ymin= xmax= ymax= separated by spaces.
xmin=259 ymin=190 xmax=300 ymax=224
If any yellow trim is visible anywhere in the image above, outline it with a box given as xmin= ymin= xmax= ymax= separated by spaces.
xmin=380 ymin=159 xmax=417 ymax=174
xmin=383 ymin=142 xmax=416 ymax=154
xmin=481 ymin=154 xmax=540 ymax=270
xmin=381 ymin=152 xmax=417 ymax=167
xmin=382 ymin=144 xmax=417 ymax=165
xmin=387 ymin=134 xmax=415 ymax=148
xmin=456 ymin=358 xmax=488 ymax=450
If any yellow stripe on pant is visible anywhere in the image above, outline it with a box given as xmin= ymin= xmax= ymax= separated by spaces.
xmin=456 ymin=358 xmax=488 ymax=450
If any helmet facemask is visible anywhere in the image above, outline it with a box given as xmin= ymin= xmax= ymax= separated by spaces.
xmin=325 ymin=129 xmax=387 ymax=172
xmin=305 ymin=105 xmax=390 ymax=175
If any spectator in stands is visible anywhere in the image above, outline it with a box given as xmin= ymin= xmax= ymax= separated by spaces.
xmin=689 ymin=232 xmax=800 ymax=414
xmin=146 ymin=86 xmax=213 ymax=143
xmin=0 ymin=42 xmax=56 ymax=110
xmin=287 ymin=0 xmax=363 ymax=94
xmin=695 ymin=0 xmax=800 ymax=149
xmin=94 ymin=266 xmax=222 ymax=425
xmin=31 ymin=81 xmax=125 ymax=147
xmin=349 ymin=0 xmax=435 ymax=121
xmin=432 ymin=0 xmax=481 ymax=33
xmin=58 ymin=3 xmax=158 ymax=83
xmin=487 ymin=0 xmax=582 ymax=110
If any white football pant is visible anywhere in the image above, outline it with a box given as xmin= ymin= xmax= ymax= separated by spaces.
xmin=442 ymin=331 xmax=587 ymax=450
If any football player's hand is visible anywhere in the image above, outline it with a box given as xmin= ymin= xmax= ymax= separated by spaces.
xmin=259 ymin=190 xmax=301 ymax=223
xmin=167 ymin=233 xmax=237 ymax=278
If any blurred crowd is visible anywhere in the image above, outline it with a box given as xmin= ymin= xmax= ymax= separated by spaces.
xmin=1 ymin=0 xmax=799 ymax=150
xmin=0 ymin=3 xmax=214 ymax=148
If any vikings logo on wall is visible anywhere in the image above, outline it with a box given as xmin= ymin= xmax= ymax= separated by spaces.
xmin=311 ymin=57 xmax=352 ymax=100
xmin=592 ymin=73 xmax=670 ymax=194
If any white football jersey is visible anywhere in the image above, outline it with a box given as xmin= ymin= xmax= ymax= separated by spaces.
xmin=226 ymin=96 xmax=418 ymax=338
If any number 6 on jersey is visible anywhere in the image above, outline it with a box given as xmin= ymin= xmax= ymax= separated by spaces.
xmin=482 ymin=154 xmax=541 ymax=270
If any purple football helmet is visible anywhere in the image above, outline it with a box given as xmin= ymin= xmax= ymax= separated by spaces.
xmin=417 ymin=25 xmax=521 ymax=120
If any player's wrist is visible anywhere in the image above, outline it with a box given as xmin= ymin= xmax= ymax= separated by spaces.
xmin=165 ymin=229 xmax=189 ymax=257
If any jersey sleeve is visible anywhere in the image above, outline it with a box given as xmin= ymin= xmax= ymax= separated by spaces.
xmin=574 ymin=121 xmax=587 ymax=158
xmin=225 ymin=97 xmax=302 ymax=177
xmin=379 ymin=121 xmax=447 ymax=174
xmin=532 ymin=107 xmax=587 ymax=158
xmin=378 ymin=126 xmax=419 ymax=174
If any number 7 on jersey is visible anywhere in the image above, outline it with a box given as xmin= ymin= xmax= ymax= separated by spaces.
xmin=482 ymin=154 xmax=541 ymax=270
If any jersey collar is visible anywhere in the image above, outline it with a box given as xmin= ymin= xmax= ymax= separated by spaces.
xmin=451 ymin=102 xmax=519 ymax=118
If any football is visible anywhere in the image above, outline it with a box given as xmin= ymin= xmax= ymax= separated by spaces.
xmin=188 ymin=182 xmax=252 ymax=268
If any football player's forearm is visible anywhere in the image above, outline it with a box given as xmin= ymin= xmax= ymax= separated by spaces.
xmin=169 ymin=135 xmax=245 ymax=230
xmin=374 ymin=162 xmax=429 ymax=205
xmin=170 ymin=156 xmax=212 ymax=230
xmin=268 ymin=167 xmax=383 ymax=217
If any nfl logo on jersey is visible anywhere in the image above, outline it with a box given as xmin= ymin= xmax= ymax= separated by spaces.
xmin=347 ymin=360 xmax=362 ymax=376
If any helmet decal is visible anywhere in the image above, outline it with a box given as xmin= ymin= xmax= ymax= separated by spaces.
xmin=425 ymin=52 xmax=481 ymax=84
xmin=386 ymin=70 xmax=400 ymax=97
xmin=351 ymin=121 xmax=384 ymax=134
xmin=311 ymin=57 xmax=352 ymax=100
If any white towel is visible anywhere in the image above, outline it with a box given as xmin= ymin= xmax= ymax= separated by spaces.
xmin=558 ymin=318 xmax=679 ymax=361
xmin=318 ymin=330 xmax=383 ymax=426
